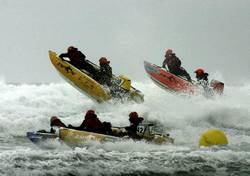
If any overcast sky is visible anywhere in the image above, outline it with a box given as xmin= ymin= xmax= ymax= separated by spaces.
xmin=0 ymin=0 xmax=249 ymax=85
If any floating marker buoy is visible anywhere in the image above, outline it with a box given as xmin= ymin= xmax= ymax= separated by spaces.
xmin=199 ymin=129 xmax=228 ymax=147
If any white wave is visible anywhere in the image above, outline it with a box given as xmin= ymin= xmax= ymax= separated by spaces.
xmin=0 ymin=81 xmax=249 ymax=148
xmin=1 ymin=144 xmax=250 ymax=176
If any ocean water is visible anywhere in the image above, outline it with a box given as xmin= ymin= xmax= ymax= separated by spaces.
xmin=0 ymin=80 xmax=250 ymax=176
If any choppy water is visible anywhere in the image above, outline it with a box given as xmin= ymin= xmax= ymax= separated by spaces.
xmin=1 ymin=80 xmax=250 ymax=176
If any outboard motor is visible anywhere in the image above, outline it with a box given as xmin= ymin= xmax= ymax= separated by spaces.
xmin=118 ymin=75 xmax=132 ymax=91
xmin=210 ymin=79 xmax=224 ymax=95
xmin=110 ymin=75 xmax=132 ymax=99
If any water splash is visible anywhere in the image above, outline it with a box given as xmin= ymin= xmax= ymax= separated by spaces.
xmin=0 ymin=81 xmax=250 ymax=175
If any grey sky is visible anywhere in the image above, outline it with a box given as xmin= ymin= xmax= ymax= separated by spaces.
xmin=0 ymin=0 xmax=249 ymax=85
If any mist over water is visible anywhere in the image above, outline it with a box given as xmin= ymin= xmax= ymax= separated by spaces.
xmin=0 ymin=79 xmax=250 ymax=175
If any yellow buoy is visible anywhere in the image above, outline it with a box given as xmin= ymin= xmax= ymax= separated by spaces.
xmin=199 ymin=129 xmax=228 ymax=147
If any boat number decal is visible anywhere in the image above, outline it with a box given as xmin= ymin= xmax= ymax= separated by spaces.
xmin=57 ymin=63 xmax=75 ymax=75
xmin=137 ymin=126 xmax=145 ymax=133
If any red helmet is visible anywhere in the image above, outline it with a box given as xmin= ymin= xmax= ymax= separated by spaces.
xmin=50 ymin=116 xmax=59 ymax=122
xmin=129 ymin=112 xmax=138 ymax=123
xmin=85 ymin=110 xmax=96 ymax=119
xmin=99 ymin=57 xmax=110 ymax=65
xmin=85 ymin=109 xmax=95 ymax=116
xmin=67 ymin=46 xmax=78 ymax=53
xmin=194 ymin=68 xmax=205 ymax=76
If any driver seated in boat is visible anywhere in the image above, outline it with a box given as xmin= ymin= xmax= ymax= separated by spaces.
xmin=125 ymin=112 xmax=144 ymax=139
xmin=68 ymin=110 xmax=113 ymax=135
xmin=68 ymin=110 xmax=103 ymax=133
xmin=97 ymin=57 xmax=112 ymax=86
xmin=194 ymin=68 xmax=214 ymax=97
xmin=162 ymin=49 xmax=192 ymax=82
xmin=50 ymin=116 xmax=66 ymax=133
xmin=194 ymin=68 xmax=209 ymax=86
xmin=59 ymin=46 xmax=98 ymax=79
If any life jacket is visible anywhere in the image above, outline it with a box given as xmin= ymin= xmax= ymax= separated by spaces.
xmin=196 ymin=73 xmax=209 ymax=82
xmin=99 ymin=64 xmax=112 ymax=85
xmin=126 ymin=117 xmax=144 ymax=132
xmin=80 ymin=113 xmax=103 ymax=132
xmin=165 ymin=54 xmax=181 ymax=72
xmin=68 ymin=51 xmax=87 ymax=66
xmin=100 ymin=64 xmax=112 ymax=77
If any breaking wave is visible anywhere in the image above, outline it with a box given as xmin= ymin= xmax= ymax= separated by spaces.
xmin=0 ymin=80 xmax=250 ymax=175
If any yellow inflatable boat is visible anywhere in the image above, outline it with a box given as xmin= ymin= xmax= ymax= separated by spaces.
xmin=59 ymin=125 xmax=174 ymax=146
xmin=49 ymin=50 xmax=144 ymax=103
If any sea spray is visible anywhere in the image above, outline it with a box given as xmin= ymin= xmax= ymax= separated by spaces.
xmin=0 ymin=81 xmax=250 ymax=175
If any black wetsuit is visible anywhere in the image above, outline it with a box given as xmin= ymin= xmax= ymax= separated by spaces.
xmin=125 ymin=117 xmax=144 ymax=139
xmin=98 ymin=64 xmax=112 ymax=86
xmin=163 ymin=54 xmax=192 ymax=82
xmin=59 ymin=51 xmax=97 ymax=79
